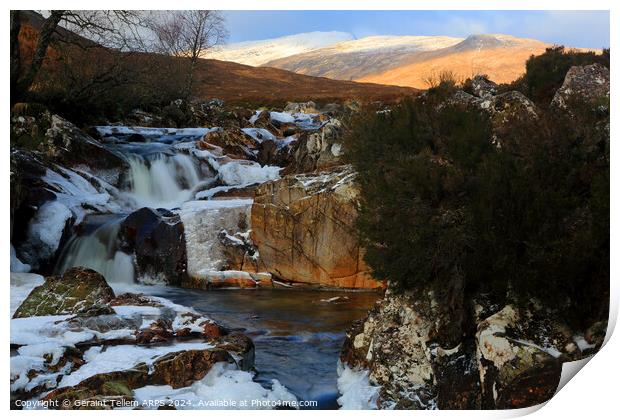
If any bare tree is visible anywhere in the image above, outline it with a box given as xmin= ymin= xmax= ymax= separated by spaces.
xmin=10 ymin=10 xmax=148 ymax=104
xmin=150 ymin=10 xmax=228 ymax=100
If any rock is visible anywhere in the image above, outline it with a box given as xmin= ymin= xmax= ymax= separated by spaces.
xmin=201 ymin=128 xmax=260 ymax=160
xmin=446 ymin=89 xmax=540 ymax=150
xmin=283 ymin=119 xmax=344 ymax=174
xmin=42 ymin=364 xmax=150 ymax=409
xmin=135 ymin=319 xmax=174 ymax=344
xmin=340 ymin=293 xmax=440 ymax=409
xmin=218 ymin=229 xmax=259 ymax=272
xmin=149 ymin=349 xmax=233 ymax=389
xmin=551 ymin=63 xmax=610 ymax=109
xmin=10 ymin=109 xmax=127 ymax=177
xmin=251 ymin=165 xmax=384 ymax=289
xmin=109 ymin=292 xmax=164 ymax=307
xmin=119 ymin=207 xmax=187 ymax=286
xmin=182 ymin=270 xmax=261 ymax=289
xmin=475 ymin=305 xmax=563 ymax=409
xmin=13 ymin=267 xmax=115 ymax=318
xmin=284 ymin=101 xmax=318 ymax=114
xmin=217 ymin=333 xmax=255 ymax=371
xmin=470 ymin=75 xmax=498 ymax=98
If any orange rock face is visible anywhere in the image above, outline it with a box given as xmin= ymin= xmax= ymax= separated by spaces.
xmin=251 ymin=165 xmax=384 ymax=289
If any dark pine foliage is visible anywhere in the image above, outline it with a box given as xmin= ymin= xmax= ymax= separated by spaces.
xmin=345 ymin=87 xmax=609 ymax=328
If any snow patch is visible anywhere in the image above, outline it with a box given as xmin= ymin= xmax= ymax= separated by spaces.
xmin=133 ymin=362 xmax=298 ymax=409
xmin=337 ymin=362 xmax=380 ymax=410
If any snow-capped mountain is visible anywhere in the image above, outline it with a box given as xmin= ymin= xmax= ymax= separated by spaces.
xmin=205 ymin=32 xmax=595 ymax=89
xmin=204 ymin=31 xmax=355 ymax=67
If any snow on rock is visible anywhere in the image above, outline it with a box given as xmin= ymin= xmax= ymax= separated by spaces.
xmin=133 ymin=362 xmax=298 ymax=409
xmin=241 ymin=128 xmax=277 ymax=143
xmin=10 ymin=245 xmax=30 ymax=273
xmin=57 ymin=341 xmax=215 ymax=388
xmin=336 ymin=362 xmax=380 ymax=410
xmin=217 ymin=161 xmax=281 ymax=186
xmin=10 ymin=272 xmax=45 ymax=316
xmin=21 ymin=200 xmax=72 ymax=266
xmin=95 ymin=126 xmax=216 ymax=138
xmin=179 ymin=200 xmax=253 ymax=278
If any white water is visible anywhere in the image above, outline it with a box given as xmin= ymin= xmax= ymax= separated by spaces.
xmin=123 ymin=153 xmax=203 ymax=209
xmin=56 ymin=220 xmax=134 ymax=284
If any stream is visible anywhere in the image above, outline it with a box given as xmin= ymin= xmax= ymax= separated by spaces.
xmin=50 ymin=125 xmax=381 ymax=409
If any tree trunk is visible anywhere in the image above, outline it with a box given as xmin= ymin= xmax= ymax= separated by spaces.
xmin=14 ymin=10 xmax=65 ymax=102
xmin=10 ymin=11 xmax=22 ymax=104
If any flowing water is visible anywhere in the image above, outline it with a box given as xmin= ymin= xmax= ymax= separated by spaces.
xmin=125 ymin=286 xmax=380 ymax=409
xmin=54 ymin=127 xmax=382 ymax=409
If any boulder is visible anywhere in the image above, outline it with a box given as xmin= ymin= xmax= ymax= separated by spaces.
xmin=10 ymin=110 xmax=126 ymax=179
xmin=119 ymin=207 xmax=187 ymax=286
xmin=469 ymin=75 xmax=498 ymax=98
xmin=149 ymin=349 xmax=233 ymax=389
xmin=13 ymin=267 xmax=115 ymax=318
xmin=475 ymin=305 xmax=563 ymax=409
xmin=251 ymin=165 xmax=383 ymax=289
xmin=283 ymin=119 xmax=344 ymax=174
xmin=551 ymin=63 xmax=610 ymax=110
xmin=201 ymin=128 xmax=260 ymax=160
xmin=340 ymin=284 xmax=478 ymax=410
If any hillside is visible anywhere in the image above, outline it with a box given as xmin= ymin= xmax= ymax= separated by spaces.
xmin=16 ymin=13 xmax=416 ymax=107
xmin=188 ymin=57 xmax=416 ymax=104
xmin=205 ymin=31 xmax=355 ymax=67
xmin=359 ymin=35 xmax=549 ymax=87
xmin=264 ymin=34 xmax=551 ymax=88
xmin=264 ymin=35 xmax=464 ymax=81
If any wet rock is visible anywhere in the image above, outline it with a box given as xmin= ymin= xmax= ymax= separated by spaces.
xmin=13 ymin=267 xmax=115 ymax=318
xmin=251 ymin=165 xmax=384 ymax=289
xmin=119 ymin=207 xmax=187 ymax=286
xmin=218 ymin=333 xmax=255 ymax=371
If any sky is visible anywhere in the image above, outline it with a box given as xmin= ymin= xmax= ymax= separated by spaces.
xmin=223 ymin=10 xmax=609 ymax=49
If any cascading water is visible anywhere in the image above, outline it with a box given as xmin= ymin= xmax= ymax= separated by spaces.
xmin=56 ymin=216 xmax=134 ymax=283
xmin=56 ymin=132 xmax=213 ymax=283
xmin=123 ymin=153 xmax=204 ymax=209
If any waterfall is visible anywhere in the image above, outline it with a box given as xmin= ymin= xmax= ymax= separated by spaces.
xmin=122 ymin=153 xmax=202 ymax=209
xmin=56 ymin=218 xmax=134 ymax=284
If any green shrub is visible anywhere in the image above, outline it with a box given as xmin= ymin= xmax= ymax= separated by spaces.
xmin=502 ymin=46 xmax=610 ymax=106
xmin=345 ymin=90 xmax=609 ymax=328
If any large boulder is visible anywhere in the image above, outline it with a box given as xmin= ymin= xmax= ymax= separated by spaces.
xmin=251 ymin=165 xmax=383 ymax=289
xmin=119 ymin=207 xmax=187 ymax=286
xmin=551 ymin=63 xmax=610 ymax=110
xmin=13 ymin=267 xmax=115 ymax=318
